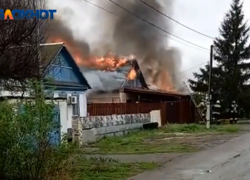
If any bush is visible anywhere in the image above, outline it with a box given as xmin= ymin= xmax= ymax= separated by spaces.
xmin=0 ymin=86 xmax=77 ymax=180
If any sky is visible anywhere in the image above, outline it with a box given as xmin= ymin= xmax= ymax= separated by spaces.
xmin=170 ymin=0 xmax=250 ymax=82
xmin=47 ymin=0 xmax=250 ymax=83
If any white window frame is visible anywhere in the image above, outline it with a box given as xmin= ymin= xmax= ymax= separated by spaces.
xmin=72 ymin=93 xmax=80 ymax=116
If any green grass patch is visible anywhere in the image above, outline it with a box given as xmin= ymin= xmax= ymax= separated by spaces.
xmin=162 ymin=124 xmax=240 ymax=134
xmin=210 ymin=124 xmax=240 ymax=133
xmin=73 ymin=157 xmax=158 ymax=180
xmin=85 ymin=124 xmax=239 ymax=154
xmin=92 ymin=141 xmax=198 ymax=154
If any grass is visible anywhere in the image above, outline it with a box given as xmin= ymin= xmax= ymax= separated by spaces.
xmin=85 ymin=124 xmax=240 ymax=154
xmin=163 ymin=124 xmax=240 ymax=133
xmin=72 ymin=157 xmax=158 ymax=180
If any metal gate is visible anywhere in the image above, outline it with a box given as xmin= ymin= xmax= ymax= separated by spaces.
xmin=49 ymin=105 xmax=61 ymax=146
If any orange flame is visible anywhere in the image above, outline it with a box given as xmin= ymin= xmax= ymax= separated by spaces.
xmin=48 ymin=38 xmax=136 ymax=80
xmin=47 ymin=38 xmax=175 ymax=90
xmin=127 ymin=68 xmax=137 ymax=80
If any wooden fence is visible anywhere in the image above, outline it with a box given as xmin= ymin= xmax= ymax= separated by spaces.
xmin=87 ymin=101 xmax=196 ymax=125
xmin=87 ymin=103 xmax=163 ymax=115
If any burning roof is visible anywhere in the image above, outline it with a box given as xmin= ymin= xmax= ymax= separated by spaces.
xmin=46 ymin=0 xmax=183 ymax=93
xmin=47 ymin=34 xmax=181 ymax=93
xmin=40 ymin=42 xmax=186 ymax=96
xmin=82 ymin=57 xmax=148 ymax=92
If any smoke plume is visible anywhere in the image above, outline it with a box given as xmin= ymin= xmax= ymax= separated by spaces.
xmin=47 ymin=0 xmax=182 ymax=92
xmin=47 ymin=18 xmax=90 ymax=58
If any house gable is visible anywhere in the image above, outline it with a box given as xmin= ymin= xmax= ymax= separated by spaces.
xmin=47 ymin=50 xmax=80 ymax=83
xmin=42 ymin=44 xmax=91 ymax=91
xmin=122 ymin=60 xmax=148 ymax=89
xmin=123 ymin=77 xmax=143 ymax=88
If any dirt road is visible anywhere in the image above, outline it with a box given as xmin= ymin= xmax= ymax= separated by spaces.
xmin=129 ymin=131 xmax=250 ymax=180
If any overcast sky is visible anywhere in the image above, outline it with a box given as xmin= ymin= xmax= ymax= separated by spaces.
xmin=47 ymin=0 xmax=250 ymax=83
xmin=171 ymin=0 xmax=250 ymax=82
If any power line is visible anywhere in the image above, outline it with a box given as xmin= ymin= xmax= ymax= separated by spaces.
xmin=83 ymin=1 xmax=209 ymax=84
xmin=83 ymin=0 xmax=209 ymax=53
xmin=107 ymin=0 xmax=209 ymax=51
xmin=83 ymin=0 xmax=209 ymax=74
xmin=83 ymin=0 xmax=208 ymax=53
xmin=138 ymin=0 xmax=215 ymax=40
xmin=159 ymin=33 xmax=209 ymax=53
xmin=84 ymin=0 xmax=210 ymax=52
xmin=83 ymin=0 xmax=120 ymax=17
xmin=172 ymin=61 xmax=208 ymax=77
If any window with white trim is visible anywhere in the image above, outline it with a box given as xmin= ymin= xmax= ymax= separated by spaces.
xmin=72 ymin=93 xmax=80 ymax=116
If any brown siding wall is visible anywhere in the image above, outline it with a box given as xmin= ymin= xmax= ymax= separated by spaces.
xmin=87 ymin=103 xmax=162 ymax=116
xmin=87 ymin=92 xmax=120 ymax=103
xmin=87 ymin=101 xmax=196 ymax=124
xmin=87 ymin=92 xmax=138 ymax=103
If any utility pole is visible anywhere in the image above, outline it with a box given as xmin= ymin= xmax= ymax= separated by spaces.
xmin=206 ymin=45 xmax=213 ymax=129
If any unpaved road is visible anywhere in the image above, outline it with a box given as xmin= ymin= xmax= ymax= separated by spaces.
xmin=129 ymin=131 xmax=250 ymax=180
xmin=192 ymin=149 xmax=250 ymax=180
xmin=87 ymin=134 xmax=239 ymax=164
xmin=87 ymin=125 xmax=250 ymax=164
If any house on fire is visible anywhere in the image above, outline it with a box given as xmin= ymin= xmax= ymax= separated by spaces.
xmin=1 ymin=42 xmax=91 ymax=135
xmin=86 ymin=59 xmax=188 ymax=103
xmin=85 ymin=59 xmax=197 ymax=124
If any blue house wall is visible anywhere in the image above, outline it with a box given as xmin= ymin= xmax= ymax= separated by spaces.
xmin=46 ymin=50 xmax=80 ymax=83
xmin=45 ymin=47 xmax=89 ymax=90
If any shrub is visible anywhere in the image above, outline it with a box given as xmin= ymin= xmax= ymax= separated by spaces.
xmin=0 ymin=85 xmax=77 ymax=180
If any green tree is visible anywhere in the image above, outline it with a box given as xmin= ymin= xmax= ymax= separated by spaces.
xmin=214 ymin=0 xmax=250 ymax=109
xmin=0 ymin=82 xmax=77 ymax=180
xmin=189 ymin=0 xmax=250 ymax=112
xmin=188 ymin=63 xmax=223 ymax=104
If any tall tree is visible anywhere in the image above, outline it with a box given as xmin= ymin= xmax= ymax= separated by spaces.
xmin=188 ymin=0 xmax=250 ymax=112
xmin=188 ymin=63 xmax=223 ymax=103
xmin=214 ymin=0 xmax=250 ymax=109
xmin=0 ymin=0 xmax=47 ymax=91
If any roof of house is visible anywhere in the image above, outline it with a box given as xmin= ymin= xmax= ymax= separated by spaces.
xmin=82 ymin=58 xmax=149 ymax=91
xmin=40 ymin=43 xmax=91 ymax=89
xmin=125 ymin=60 xmax=188 ymax=96
xmin=81 ymin=58 xmax=187 ymax=95
xmin=120 ymin=87 xmax=189 ymax=97
xmin=40 ymin=42 xmax=63 ymax=68
xmin=121 ymin=59 xmax=148 ymax=89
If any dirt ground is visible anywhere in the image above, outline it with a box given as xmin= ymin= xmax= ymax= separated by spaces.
xmin=161 ymin=133 xmax=239 ymax=150
xmin=142 ymin=124 xmax=250 ymax=152
xmin=86 ymin=124 xmax=250 ymax=164
xmin=87 ymin=134 xmax=239 ymax=164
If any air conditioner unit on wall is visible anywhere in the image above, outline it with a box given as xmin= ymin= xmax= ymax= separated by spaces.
xmin=68 ymin=96 xmax=77 ymax=104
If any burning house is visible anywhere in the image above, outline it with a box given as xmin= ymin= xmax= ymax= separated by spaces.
xmin=45 ymin=0 xmax=198 ymax=123
xmin=84 ymin=57 xmax=188 ymax=104
xmin=77 ymin=54 xmax=195 ymax=124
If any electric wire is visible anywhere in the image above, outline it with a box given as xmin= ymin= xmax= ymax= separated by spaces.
xmin=83 ymin=0 xmax=210 ymax=52
xmin=83 ymin=0 xmax=209 ymax=75
xmin=138 ymin=0 xmax=215 ymax=39
xmin=108 ymin=0 xmax=209 ymax=51
xmin=172 ymin=61 xmax=208 ymax=77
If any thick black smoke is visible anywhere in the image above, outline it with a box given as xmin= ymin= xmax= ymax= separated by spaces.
xmin=108 ymin=0 xmax=181 ymax=91
xmin=47 ymin=19 xmax=90 ymax=58
xmin=47 ymin=0 xmax=182 ymax=92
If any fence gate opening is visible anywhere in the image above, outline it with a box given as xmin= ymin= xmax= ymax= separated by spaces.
xmin=166 ymin=102 xmax=180 ymax=123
